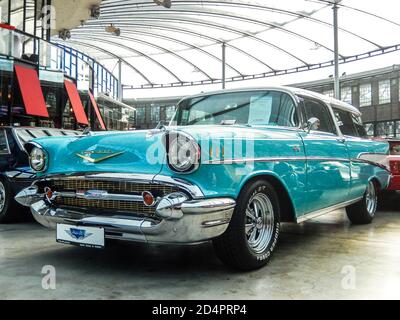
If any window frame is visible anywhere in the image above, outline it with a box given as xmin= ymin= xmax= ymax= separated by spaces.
xmin=359 ymin=83 xmax=372 ymax=107
xmin=175 ymin=90 xmax=301 ymax=129
xmin=299 ymin=96 xmax=338 ymax=136
xmin=378 ymin=79 xmax=391 ymax=105
xmin=340 ymin=86 xmax=352 ymax=105
xmin=331 ymin=106 xmax=366 ymax=138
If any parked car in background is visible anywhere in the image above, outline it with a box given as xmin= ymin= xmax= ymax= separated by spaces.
xmin=16 ymin=87 xmax=390 ymax=270
xmin=384 ymin=139 xmax=400 ymax=191
xmin=0 ymin=127 xmax=81 ymax=222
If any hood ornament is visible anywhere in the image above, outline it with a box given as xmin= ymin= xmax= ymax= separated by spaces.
xmin=76 ymin=150 xmax=124 ymax=163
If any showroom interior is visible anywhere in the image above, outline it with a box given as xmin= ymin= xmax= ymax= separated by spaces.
xmin=1 ymin=0 xmax=400 ymax=300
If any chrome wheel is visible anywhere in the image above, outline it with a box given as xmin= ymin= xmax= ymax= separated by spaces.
xmin=0 ymin=181 xmax=6 ymax=213
xmin=366 ymin=181 xmax=377 ymax=216
xmin=245 ymin=192 xmax=274 ymax=254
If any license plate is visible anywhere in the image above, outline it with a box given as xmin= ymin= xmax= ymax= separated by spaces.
xmin=56 ymin=224 xmax=105 ymax=249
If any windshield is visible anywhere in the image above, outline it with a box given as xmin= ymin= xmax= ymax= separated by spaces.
xmin=172 ymin=90 xmax=298 ymax=127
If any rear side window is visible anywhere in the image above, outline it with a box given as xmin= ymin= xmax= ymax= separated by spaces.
xmin=333 ymin=107 xmax=366 ymax=138
xmin=0 ymin=130 xmax=10 ymax=154
xmin=302 ymin=97 xmax=336 ymax=134
xmin=351 ymin=114 xmax=367 ymax=138
xmin=333 ymin=108 xmax=357 ymax=136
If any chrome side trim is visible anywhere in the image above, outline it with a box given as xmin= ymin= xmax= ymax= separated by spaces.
xmin=205 ymin=156 xmax=348 ymax=165
xmin=204 ymin=156 xmax=390 ymax=171
xmin=296 ymin=197 xmax=362 ymax=223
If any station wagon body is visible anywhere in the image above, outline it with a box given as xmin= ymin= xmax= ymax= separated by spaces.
xmin=16 ymin=87 xmax=391 ymax=270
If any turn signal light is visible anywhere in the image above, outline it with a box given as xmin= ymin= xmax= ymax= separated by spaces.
xmin=44 ymin=187 xmax=53 ymax=201
xmin=142 ymin=191 xmax=156 ymax=207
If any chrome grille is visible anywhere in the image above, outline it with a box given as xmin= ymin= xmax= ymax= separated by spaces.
xmin=55 ymin=197 xmax=155 ymax=215
xmin=50 ymin=179 xmax=178 ymax=194
xmin=43 ymin=179 xmax=180 ymax=215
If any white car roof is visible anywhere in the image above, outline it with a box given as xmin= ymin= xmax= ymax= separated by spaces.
xmin=180 ymin=86 xmax=361 ymax=116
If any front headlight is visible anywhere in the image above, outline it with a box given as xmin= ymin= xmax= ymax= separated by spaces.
xmin=167 ymin=132 xmax=200 ymax=174
xmin=29 ymin=147 xmax=47 ymax=172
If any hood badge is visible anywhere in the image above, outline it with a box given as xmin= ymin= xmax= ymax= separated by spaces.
xmin=76 ymin=150 xmax=124 ymax=163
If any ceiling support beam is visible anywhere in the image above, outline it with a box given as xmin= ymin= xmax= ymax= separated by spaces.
xmin=333 ymin=1 xmax=340 ymax=99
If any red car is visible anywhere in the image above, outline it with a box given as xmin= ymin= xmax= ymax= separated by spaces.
xmin=387 ymin=139 xmax=400 ymax=191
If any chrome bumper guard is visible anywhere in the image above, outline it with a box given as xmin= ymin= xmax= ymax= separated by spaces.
xmin=15 ymin=183 xmax=236 ymax=244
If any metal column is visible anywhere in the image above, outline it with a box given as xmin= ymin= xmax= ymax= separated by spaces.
xmin=118 ymin=59 xmax=123 ymax=101
xmin=222 ymin=42 xmax=226 ymax=90
xmin=333 ymin=1 xmax=340 ymax=99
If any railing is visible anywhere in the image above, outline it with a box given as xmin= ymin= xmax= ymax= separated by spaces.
xmin=0 ymin=27 xmax=119 ymax=99
xmin=0 ymin=28 xmax=63 ymax=72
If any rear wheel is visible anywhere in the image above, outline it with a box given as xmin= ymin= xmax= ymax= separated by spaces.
xmin=213 ymin=180 xmax=280 ymax=271
xmin=346 ymin=180 xmax=378 ymax=225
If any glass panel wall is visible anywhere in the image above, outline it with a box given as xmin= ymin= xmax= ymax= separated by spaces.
xmin=376 ymin=121 xmax=395 ymax=138
xmin=359 ymin=83 xmax=372 ymax=107
xmin=0 ymin=0 xmax=9 ymax=23
xmin=0 ymin=58 xmax=12 ymax=125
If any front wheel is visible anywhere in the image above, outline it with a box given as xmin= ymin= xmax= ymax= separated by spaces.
xmin=213 ymin=180 xmax=280 ymax=271
xmin=346 ymin=180 xmax=378 ymax=225
xmin=0 ymin=178 xmax=15 ymax=223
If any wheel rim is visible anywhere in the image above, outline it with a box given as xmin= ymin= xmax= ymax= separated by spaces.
xmin=366 ymin=181 xmax=377 ymax=216
xmin=0 ymin=181 xmax=6 ymax=212
xmin=245 ymin=192 xmax=275 ymax=254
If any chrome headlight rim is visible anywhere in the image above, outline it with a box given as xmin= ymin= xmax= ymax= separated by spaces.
xmin=165 ymin=131 xmax=201 ymax=174
xmin=28 ymin=143 xmax=48 ymax=172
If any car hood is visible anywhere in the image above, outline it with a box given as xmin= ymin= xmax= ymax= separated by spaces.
xmin=31 ymin=130 xmax=166 ymax=177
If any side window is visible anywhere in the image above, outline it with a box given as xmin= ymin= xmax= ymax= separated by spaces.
xmin=351 ymin=114 xmax=367 ymax=138
xmin=0 ymin=130 xmax=10 ymax=155
xmin=332 ymin=107 xmax=367 ymax=138
xmin=332 ymin=108 xmax=357 ymax=136
xmin=302 ymin=98 xmax=336 ymax=134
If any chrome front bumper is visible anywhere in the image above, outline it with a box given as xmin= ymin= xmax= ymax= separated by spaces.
xmin=15 ymin=177 xmax=236 ymax=244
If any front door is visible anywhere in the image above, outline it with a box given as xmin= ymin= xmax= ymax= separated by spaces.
xmin=298 ymin=97 xmax=351 ymax=214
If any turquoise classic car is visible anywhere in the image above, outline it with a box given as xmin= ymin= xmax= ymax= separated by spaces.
xmin=16 ymin=87 xmax=391 ymax=270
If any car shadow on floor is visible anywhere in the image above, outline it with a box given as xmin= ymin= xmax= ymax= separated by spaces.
xmin=19 ymin=215 xmax=357 ymax=277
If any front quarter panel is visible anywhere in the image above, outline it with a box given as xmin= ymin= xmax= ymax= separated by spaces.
xmin=158 ymin=126 xmax=308 ymax=216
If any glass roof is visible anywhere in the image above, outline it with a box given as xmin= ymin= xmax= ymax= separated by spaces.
xmin=53 ymin=0 xmax=400 ymax=91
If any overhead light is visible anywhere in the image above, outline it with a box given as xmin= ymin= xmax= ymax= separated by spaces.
xmin=59 ymin=29 xmax=71 ymax=40
xmin=90 ymin=5 xmax=101 ymax=19
xmin=153 ymin=0 xmax=172 ymax=8
xmin=105 ymin=24 xmax=121 ymax=36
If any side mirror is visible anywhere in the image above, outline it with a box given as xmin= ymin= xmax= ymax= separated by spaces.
xmin=305 ymin=117 xmax=320 ymax=133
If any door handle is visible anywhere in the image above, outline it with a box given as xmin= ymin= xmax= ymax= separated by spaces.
xmin=337 ymin=138 xmax=346 ymax=143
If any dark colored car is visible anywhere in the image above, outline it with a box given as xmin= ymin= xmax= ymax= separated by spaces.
xmin=0 ymin=127 xmax=81 ymax=222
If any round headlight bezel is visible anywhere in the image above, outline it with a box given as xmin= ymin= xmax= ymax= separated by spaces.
xmin=166 ymin=132 xmax=200 ymax=174
xmin=29 ymin=145 xmax=48 ymax=172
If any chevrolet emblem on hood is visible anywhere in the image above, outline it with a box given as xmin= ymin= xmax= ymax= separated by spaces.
xmin=76 ymin=150 xmax=124 ymax=163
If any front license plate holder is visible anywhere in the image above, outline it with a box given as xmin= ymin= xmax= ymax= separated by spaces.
xmin=56 ymin=224 xmax=105 ymax=249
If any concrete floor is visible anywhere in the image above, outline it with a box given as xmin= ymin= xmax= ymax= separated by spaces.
xmin=1 ymin=198 xmax=400 ymax=300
